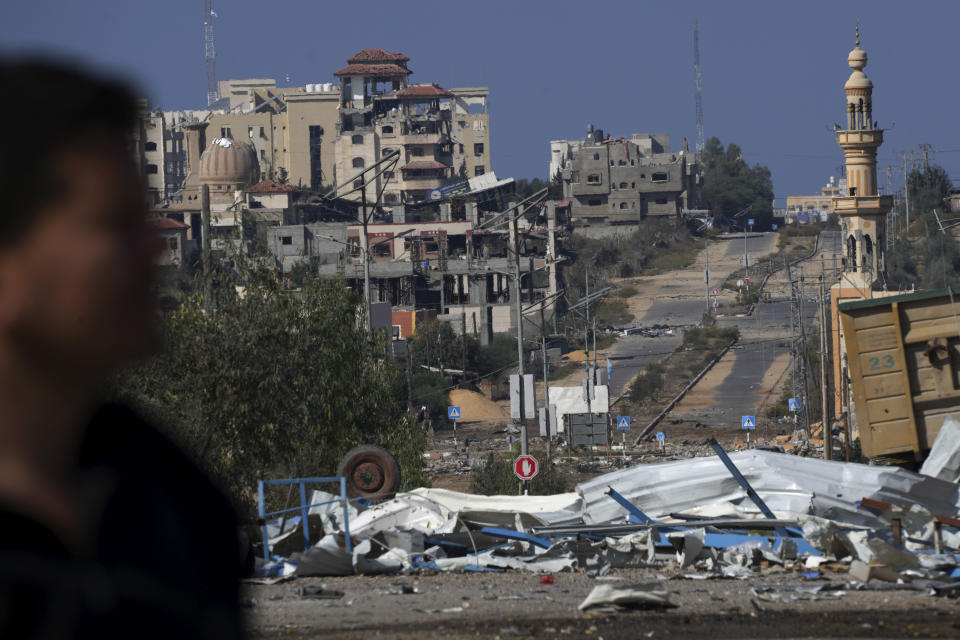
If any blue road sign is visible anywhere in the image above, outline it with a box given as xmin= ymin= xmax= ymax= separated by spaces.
xmin=772 ymin=223 xmax=779 ymax=231
xmin=448 ymin=406 xmax=461 ymax=420
xmin=616 ymin=416 xmax=631 ymax=430
xmin=741 ymin=415 xmax=756 ymax=430
xmin=656 ymin=432 xmax=665 ymax=442
xmin=788 ymin=398 xmax=802 ymax=412
xmin=748 ymin=218 xmax=755 ymax=226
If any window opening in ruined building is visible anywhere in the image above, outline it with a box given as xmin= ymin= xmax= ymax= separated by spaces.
xmin=352 ymin=134 xmax=364 ymax=145
xmin=587 ymin=174 xmax=601 ymax=184
xmin=145 ymin=164 xmax=158 ymax=174
xmin=384 ymin=171 xmax=394 ymax=180
xmin=144 ymin=141 xmax=157 ymax=152
xmin=412 ymin=147 xmax=424 ymax=157
xmin=167 ymin=237 xmax=178 ymax=250
xmin=474 ymin=143 xmax=484 ymax=156
xmin=383 ymin=148 xmax=394 ymax=158
xmin=619 ymin=182 xmax=628 ymax=189
xmin=353 ymin=179 xmax=363 ymax=190
xmin=847 ymin=235 xmax=857 ymax=271
xmin=593 ymin=153 xmax=600 ymax=160
xmin=281 ymin=236 xmax=292 ymax=246
xmin=352 ymin=157 xmax=365 ymax=168
xmin=588 ymin=198 xmax=602 ymax=206
xmin=631 ymin=182 xmax=636 ymax=188
xmin=384 ymin=193 xmax=398 ymax=203
xmin=467 ymin=103 xmax=484 ymax=115
xmin=475 ymin=165 xmax=485 ymax=176
xmin=619 ymin=202 xmax=628 ymax=209
xmin=220 ymin=127 xmax=231 ymax=138
xmin=641 ymin=174 xmax=646 ymax=179
xmin=655 ymin=197 xmax=668 ymax=205
xmin=382 ymin=125 xmax=394 ymax=135
xmin=652 ymin=172 xmax=668 ymax=182
xmin=618 ymin=160 xmax=626 ymax=166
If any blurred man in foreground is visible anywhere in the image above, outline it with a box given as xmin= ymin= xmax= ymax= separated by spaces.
xmin=0 ymin=60 xmax=242 ymax=639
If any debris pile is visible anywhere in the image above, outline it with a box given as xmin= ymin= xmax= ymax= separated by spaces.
xmin=252 ymin=433 xmax=960 ymax=602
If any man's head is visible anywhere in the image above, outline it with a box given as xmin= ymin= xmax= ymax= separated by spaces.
xmin=0 ymin=60 xmax=160 ymax=380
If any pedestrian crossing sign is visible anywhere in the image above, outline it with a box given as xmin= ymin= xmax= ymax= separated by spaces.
xmin=656 ymin=432 xmax=665 ymax=442
xmin=788 ymin=398 xmax=802 ymax=412
xmin=448 ymin=406 xmax=461 ymax=420
xmin=616 ymin=416 xmax=631 ymax=430
xmin=742 ymin=415 xmax=756 ymax=429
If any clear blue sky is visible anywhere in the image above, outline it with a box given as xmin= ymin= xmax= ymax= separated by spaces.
xmin=3 ymin=0 xmax=958 ymax=204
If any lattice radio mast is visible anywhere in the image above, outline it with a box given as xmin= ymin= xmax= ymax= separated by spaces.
xmin=204 ymin=0 xmax=219 ymax=106
xmin=693 ymin=20 xmax=705 ymax=154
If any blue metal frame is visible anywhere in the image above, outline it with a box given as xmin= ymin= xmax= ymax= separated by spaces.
xmin=707 ymin=439 xmax=798 ymax=538
xmin=257 ymin=476 xmax=352 ymax=560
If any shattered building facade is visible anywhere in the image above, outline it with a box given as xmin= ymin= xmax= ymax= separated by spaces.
xmin=332 ymin=49 xmax=491 ymax=208
xmin=551 ymin=125 xmax=701 ymax=224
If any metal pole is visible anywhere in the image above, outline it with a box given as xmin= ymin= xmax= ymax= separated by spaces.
xmin=201 ymin=184 xmax=213 ymax=313
xmin=704 ymin=235 xmax=710 ymax=318
xmin=511 ymin=214 xmax=529 ymax=494
xmin=820 ymin=274 xmax=831 ymax=460
xmin=541 ymin=298 xmax=552 ymax=463
xmin=361 ymin=186 xmax=372 ymax=335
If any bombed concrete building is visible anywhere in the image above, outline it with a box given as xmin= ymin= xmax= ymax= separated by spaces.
xmin=332 ymin=49 xmax=491 ymax=208
xmin=550 ymin=125 xmax=701 ymax=224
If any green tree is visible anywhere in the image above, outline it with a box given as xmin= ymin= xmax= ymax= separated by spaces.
xmin=700 ymin=137 xmax=775 ymax=229
xmin=113 ymin=266 xmax=427 ymax=517
xmin=909 ymin=164 xmax=952 ymax=224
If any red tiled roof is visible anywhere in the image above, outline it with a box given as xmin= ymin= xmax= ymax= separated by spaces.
xmin=402 ymin=160 xmax=449 ymax=171
xmin=151 ymin=217 xmax=190 ymax=231
xmin=333 ymin=63 xmax=412 ymax=77
xmin=347 ymin=49 xmax=410 ymax=64
xmin=397 ymin=84 xmax=453 ymax=98
xmin=246 ymin=178 xmax=294 ymax=193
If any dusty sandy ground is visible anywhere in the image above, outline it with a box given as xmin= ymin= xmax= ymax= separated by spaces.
xmin=244 ymin=568 xmax=960 ymax=639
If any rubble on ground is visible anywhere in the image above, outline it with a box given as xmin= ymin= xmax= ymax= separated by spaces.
xmin=252 ymin=426 xmax=960 ymax=610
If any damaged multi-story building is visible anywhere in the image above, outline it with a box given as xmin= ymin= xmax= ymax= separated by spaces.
xmin=332 ymin=49 xmax=491 ymax=208
xmin=550 ymin=125 xmax=702 ymax=224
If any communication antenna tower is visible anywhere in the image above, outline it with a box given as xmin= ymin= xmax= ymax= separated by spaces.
xmin=693 ymin=20 xmax=705 ymax=154
xmin=204 ymin=0 xmax=219 ymax=106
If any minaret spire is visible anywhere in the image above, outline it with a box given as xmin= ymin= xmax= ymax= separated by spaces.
xmin=833 ymin=26 xmax=892 ymax=289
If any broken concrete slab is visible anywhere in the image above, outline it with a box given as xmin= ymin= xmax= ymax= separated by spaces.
xmin=578 ymin=582 xmax=675 ymax=611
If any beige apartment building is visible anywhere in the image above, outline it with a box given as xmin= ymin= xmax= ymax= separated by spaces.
xmin=150 ymin=50 xmax=489 ymax=206
xmin=331 ymin=49 xmax=491 ymax=208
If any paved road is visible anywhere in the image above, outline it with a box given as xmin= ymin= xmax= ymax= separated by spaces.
xmin=707 ymin=231 xmax=841 ymax=421
xmin=604 ymin=233 xmax=780 ymax=398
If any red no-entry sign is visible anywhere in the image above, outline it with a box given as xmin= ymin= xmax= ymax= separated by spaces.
xmin=514 ymin=455 xmax=539 ymax=481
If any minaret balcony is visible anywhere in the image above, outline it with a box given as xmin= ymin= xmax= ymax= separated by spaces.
xmin=833 ymin=194 xmax=892 ymax=216
xmin=836 ymin=129 xmax=884 ymax=148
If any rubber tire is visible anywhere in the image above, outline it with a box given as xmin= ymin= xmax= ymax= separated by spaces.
xmin=336 ymin=445 xmax=402 ymax=502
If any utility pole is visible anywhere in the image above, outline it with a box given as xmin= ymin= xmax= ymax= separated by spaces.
xmin=541 ymin=297 xmax=552 ymax=463
xmin=704 ymin=235 xmax=711 ymax=318
xmin=360 ymin=186 xmax=373 ymax=335
xmin=201 ymin=184 xmax=213 ymax=313
xmin=819 ymin=272 xmax=831 ymax=460
xmin=511 ymin=210 xmax=529 ymax=493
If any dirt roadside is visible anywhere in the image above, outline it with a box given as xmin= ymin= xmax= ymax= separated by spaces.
xmin=244 ymin=568 xmax=960 ymax=639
